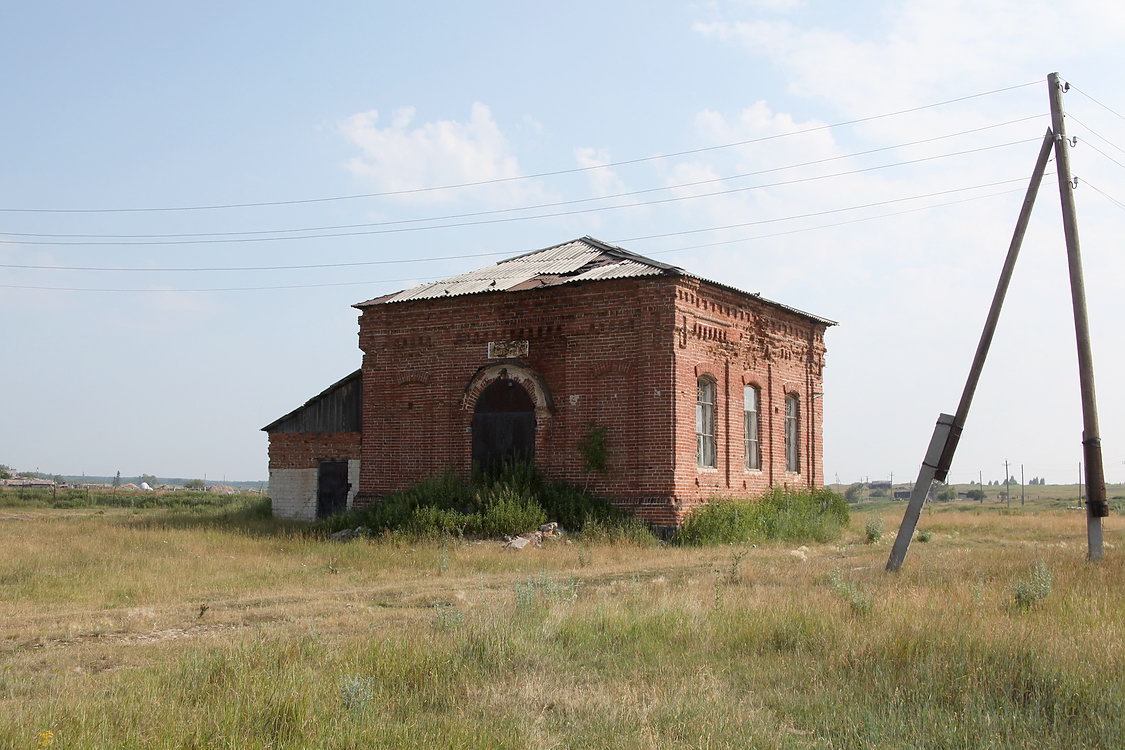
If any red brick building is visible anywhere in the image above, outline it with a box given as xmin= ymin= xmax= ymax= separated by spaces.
xmin=264 ymin=237 xmax=834 ymax=526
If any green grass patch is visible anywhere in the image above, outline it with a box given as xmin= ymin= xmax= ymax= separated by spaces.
xmin=675 ymin=487 xmax=849 ymax=546
xmin=314 ymin=464 xmax=652 ymax=542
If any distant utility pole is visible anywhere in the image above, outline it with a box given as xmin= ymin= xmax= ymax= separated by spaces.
xmin=1021 ymin=464 xmax=1025 ymax=506
xmin=979 ymin=470 xmax=984 ymax=502
xmin=1049 ymin=72 xmax=1108 ymax=560
xmin=1079 ymin=462 xmax=1084 ymax=507
xmin=1008 ymin=458 xmax=1017 ymax=510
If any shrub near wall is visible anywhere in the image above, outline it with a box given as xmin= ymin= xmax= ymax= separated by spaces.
xmin=676 ymin=488 xmax=849 ymax=546
xmin=316 ymin=466 xmax=647 ymax=541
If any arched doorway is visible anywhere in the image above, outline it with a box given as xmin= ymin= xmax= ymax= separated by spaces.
xmin=472 ymin=378 xmax=536 ymax=474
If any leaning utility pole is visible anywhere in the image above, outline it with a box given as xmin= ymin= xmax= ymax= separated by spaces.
xmin=1048 ymin=72 xmax=1108 ymax=560
xmin=887 ymin=74 xmax=1110 ymax=571
xmin=885 ymin=128 xmax=1055 ymax=572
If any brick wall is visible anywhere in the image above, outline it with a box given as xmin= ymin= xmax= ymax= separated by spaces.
xmin=266 ymin=432 xmax=362 ymax=520
xmin=267 ymin=432 xmax=362 ymax=469
xmin=353 ymin=275 xmax=828 ymax=526
xmin=356 ymin=278 xmax=677 ymax=517
xmin=670 ymin=280 xmax=828 ymax=523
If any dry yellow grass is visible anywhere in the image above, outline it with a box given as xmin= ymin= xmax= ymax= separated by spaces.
xmin=1 ymin=502 xmax=1122 ymax=748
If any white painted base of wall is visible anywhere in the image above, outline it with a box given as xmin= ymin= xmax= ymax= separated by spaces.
xmin=268 ymin=460 xmax=360 ymax=521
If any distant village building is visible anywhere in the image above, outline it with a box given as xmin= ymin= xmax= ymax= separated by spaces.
xmin=263 ymin=237 xmax=834 ymax=527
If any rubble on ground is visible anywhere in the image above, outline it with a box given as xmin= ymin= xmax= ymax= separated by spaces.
xmin=329 ymin=526 xmax=369 ymax=541
xmin=502 ymin=522 xmax=565 ymax=550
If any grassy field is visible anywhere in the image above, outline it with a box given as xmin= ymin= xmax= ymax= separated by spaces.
xmin=1 ymin=495 xmax=1122 ymax=748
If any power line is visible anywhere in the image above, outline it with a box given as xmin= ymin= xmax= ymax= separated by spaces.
xmin=616 ymin=176 xmax=1039 ymax=242
xmin=1067 ymin=114 xmax=1125 ymax=156
xmin=640 ymin=187 xmax=1026 ymax=255
xmin=0 ymin=138 xmax=1039 ymax=247
xmin=0 ymin=187 xmax=1025 ymax=274
xmin=0 ymin=115 xmax=1046 ymax=241
xmin=1070 ymin=84 xmax=1125 ymax=122
xmin=1082 ymin=180 xmax=1125 ymax=212
xmin=0 ymin=81 xmax=1041 ymax=214
xmin=1077 ymin=138 xmax=1125 ymax=172
xmin=0 ymin=181 xmax=1039 ymax=287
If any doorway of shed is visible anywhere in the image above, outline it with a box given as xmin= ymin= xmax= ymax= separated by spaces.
xmin=316 ymin=460 xmax=349 ymax=518
xmin=471 ymin=379 xmax=536 ymax=475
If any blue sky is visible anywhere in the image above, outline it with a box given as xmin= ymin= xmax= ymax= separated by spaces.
xmin=2 ymin=0 xmax=1123 ymax=485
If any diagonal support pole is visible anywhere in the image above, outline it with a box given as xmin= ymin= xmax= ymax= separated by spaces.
xmin=886 ymin=129 xmax=1055 ymax=572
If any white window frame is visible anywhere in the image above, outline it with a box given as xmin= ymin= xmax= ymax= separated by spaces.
xmin=785 ymin=393 xmax=800 ymax=473
xmin=744 ymin=385 xmax=761 ymax=471
xmin=696 ymin=378 xmax=717 ymax=469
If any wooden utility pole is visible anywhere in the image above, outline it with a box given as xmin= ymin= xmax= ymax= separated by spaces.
xmin=1048 ymin=72 xmax=1108 ymax=561
xmin=1021 ymin=464 xmax=1025 ymax=506
xmin=1008 ymin=458 xmax=1017 ymax=510
xmin=886 ymin=130 xmax=1055 ymax=572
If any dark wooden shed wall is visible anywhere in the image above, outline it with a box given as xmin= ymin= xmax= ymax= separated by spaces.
xmin=263 ymin=370 xmax=362 ymax=435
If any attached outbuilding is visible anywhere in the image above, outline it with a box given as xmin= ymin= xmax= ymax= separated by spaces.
xmin=264 ymin=237 xmax=835 ymax=526
xmin=262 ymin=370 xmax=362 ymax=520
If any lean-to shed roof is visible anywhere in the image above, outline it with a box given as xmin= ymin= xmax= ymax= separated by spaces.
xmin=354 ymin=236 xmax=835 ymax=326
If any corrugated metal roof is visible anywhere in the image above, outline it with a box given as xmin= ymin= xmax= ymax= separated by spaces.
xmin=355 ymin=238 xmax=676 ymax=306
xmin=354 ymin=236 xmax=836 ymax=326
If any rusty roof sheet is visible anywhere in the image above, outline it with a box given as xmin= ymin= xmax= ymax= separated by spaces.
xmin=354 ymin=236 xmax=836 ymax=326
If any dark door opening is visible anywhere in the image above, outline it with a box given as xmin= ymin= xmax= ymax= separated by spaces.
xmin=317 ymin=460 xmax=350 ymax=518
xmin=472 ymin=379 xmax=536 ymax=475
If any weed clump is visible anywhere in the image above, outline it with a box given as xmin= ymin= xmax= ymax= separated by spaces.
xmin=314 ymin=464 xmax=650 ymax=542
xmin=828 ymin=569 xmax=874 ymax=616
xmin=675 ymin=488 xmax=849 ymax=546
xmin=1013 ymin=561 xmax=1053 ymax=611
xmin=514 ymin=571 xmax=578 ymax=609
xmin=338 ymin=674 xmax=376 ymax=714
xmin=864 ymin=518 xmax=884 ymax=544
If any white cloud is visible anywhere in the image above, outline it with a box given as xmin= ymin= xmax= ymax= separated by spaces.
xmin=694 ymin=1 xmax=1125 ymax=120
xmin=339 ymin=102 xmax=545 ymax=206
xmin=573 ymin=147 xmax=628 ymax=198
xmin=651 ymin=32 xmax=1125 ymax=484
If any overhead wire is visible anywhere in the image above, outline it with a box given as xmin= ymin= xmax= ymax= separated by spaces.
xmin=1081 ymin=180 xmax=1125 ymax=212
xmin=1069 ymin=84 xmax=1125 ymax=123
xmin=0 ymin=180 xmax=1039 ymax=288
xmin=0 ymin=186 xmax=1026 ymax=274
xmin=616 ymin=176 xmax=1039 ymax=242
xmin=1075 ymin=138 xmax=1125 ymax=172
xmin=1066 ymin=114 xmax=1125 ymax=156
xmin=0 ymin=115 xmax=1046 ymax=241
xmin=0 ymin=138 xmax=1041 ymax=247
xmin=0 ymin=81 xmax=1041 ymax=214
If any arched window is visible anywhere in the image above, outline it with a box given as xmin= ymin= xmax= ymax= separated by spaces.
xmin=696 ymin=378 xmax=716 ymax=468
xmin=744 ymin=385 xmax=761 ymax=470
xmin=785 ymin=393 xmax=800 ymax=473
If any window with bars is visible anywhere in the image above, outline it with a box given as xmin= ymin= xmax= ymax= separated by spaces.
xmin=785 ymin=393 xmax=800 ymax=473
xmin=696 ymin=378 xmax=716 ymax=468
xmin=744 ymin=385 xmax=761 ymax=470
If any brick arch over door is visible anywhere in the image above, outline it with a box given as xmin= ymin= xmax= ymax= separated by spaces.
xmin=462 ymin=361 xmax=554 ymax=473
xmin=462 ymin=362 xmax=554 ymax=417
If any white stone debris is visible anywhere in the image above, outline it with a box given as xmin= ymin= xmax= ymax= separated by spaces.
xmin=502 ymin=522 xmax=566 ymax=550
xmin=329 ymin=526 xmax=368 ymax=542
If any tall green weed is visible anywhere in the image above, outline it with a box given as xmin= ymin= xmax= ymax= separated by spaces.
xmin=676 ymin=488 xmax=849 ymax=546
